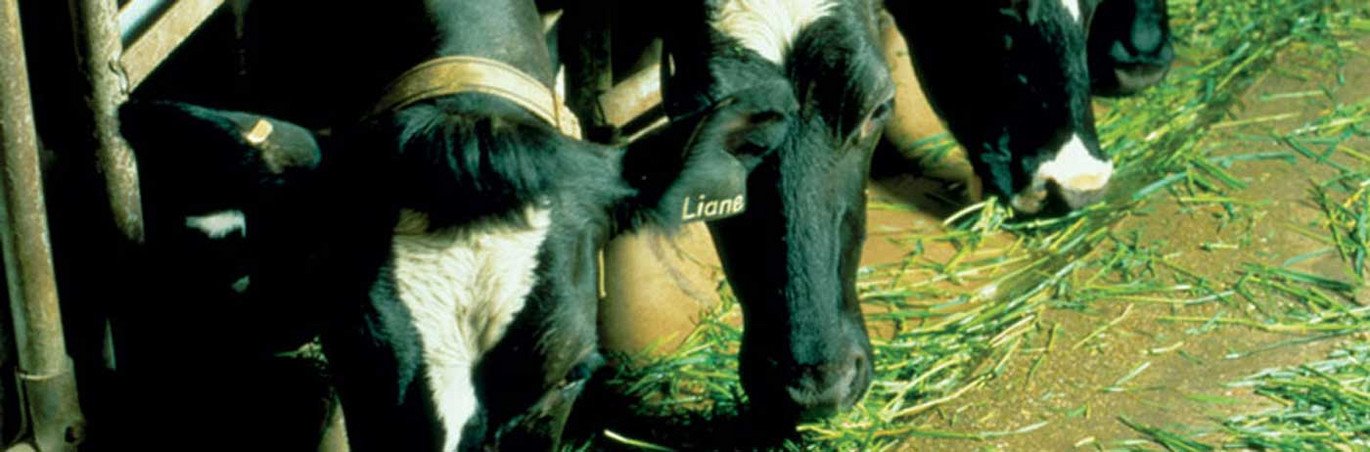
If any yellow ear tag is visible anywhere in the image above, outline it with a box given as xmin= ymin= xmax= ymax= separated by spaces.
xmin=245 ymin=119 xmax=274 ymax=145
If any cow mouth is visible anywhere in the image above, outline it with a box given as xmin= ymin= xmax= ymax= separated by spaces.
xmin=487 ymin=378 xmax=589 ymax=449
xmin=1010 ymin=172 xmax=1110 ymax=215
xmin=1010 ymin=183 xmax=1052 ymax=214
xmin=1097 ymin=62 xmax=1171 ymax=97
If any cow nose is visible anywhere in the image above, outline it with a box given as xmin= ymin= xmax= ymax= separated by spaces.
xmin=1024 ymin=135 xmax=1113 ymax=213
xmin=784 ymin=348 xmax=870 ymax=420
xmin=1126 ymin=20 xmax=1166 ymax=56
xmin=1104 ymin=27 xmax=1174 ymax=94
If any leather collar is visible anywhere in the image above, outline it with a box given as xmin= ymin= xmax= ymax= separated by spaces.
xmin=372 ymin=56 xmax=582 ymax=139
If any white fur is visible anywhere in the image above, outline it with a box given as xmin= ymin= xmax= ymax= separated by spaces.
xmin=231 ymin=275 xmax=250 ymax=294
xmin=1062 ymin=0 xmax=1082 ymax=22
xmin=1036 ymin=134 xmax=1113 ymax=192
xmin=1011 ymin=134 xmax=1113 ymax=213
xmin=390 ymin=207 xmax=552 ymax=451
xmin=711 ymin=0 xmax=838 ymax=64
xmin=185 ymin=210 xmax=246 ymax=239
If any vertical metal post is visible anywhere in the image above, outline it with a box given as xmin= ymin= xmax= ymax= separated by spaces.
xmin=561 ymin=0 xmax=616 ymax=143
xmin=0 ymin=0 xmax=87 ymax=449
xmin=70 ymin=0 xmax=145 ymax=244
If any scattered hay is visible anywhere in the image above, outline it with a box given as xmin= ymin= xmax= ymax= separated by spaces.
xmin=588 ymin=0 xmax=1370 ymax=449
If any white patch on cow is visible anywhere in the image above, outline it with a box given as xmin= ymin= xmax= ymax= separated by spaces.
xmin=1062 ymin=0 xmax=1083 ymax=22
xmin=231 ymin=275 xmax=250 ymax=294
xmin=1037 ymin=134 xmax=1113 ymax=192
xmin=185 ymin=210 xmax=246 ymax=239
xmin=712 ymin=0 xmax=838 ymax=64
xmin=1013 ymin=134 xmax=1113 ymax=212
xmin=390 ymin=206 xmax=552 ymax=452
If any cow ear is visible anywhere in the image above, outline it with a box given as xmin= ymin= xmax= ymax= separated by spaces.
xmin=119 ymin=101 xmax=323 ymax=180
xmin=623 ymin=82 xmax=796 ymax=227
xmin=119 ymin=101 xmax=324 ymax=245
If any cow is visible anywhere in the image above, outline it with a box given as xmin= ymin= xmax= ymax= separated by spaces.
xmin=109 ymin=101 xmax=336 ymax=450
xmin=654 ymin=0 xmax=895 ymax=427
xmin=624 ymin=0 xmax=1174 ymax=430
xmin=883 ymin=0 xmax=1173 ymax=215
xmin=112 ymin=0 xmax=792 ymax=449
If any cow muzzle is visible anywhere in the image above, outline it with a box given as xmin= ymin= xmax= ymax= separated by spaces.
xmin=1011 ymin=136 xmax=1113 ymax=214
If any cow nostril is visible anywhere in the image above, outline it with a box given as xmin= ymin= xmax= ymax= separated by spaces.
xmin=781 ymin=349 xmax=872 ymax=420
xmin=846 ymin=350 xmax=871 ymax=396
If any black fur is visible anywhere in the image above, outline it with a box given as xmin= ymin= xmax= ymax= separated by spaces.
xmin=109 ymin=101 xmax=333 ymax=450
xmin=1082 ymin=0 xmax=1174 ymax=96
xmin=317 ymin=89 xmax=630 ymax=450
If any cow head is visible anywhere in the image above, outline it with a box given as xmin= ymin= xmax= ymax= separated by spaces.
xmin=1081 ymin=0 xmax=1174 ymax=97
xmin=662 ymin=0 xmax=892 ymax=424
xmin=117 ymin=101 xmax=325 ymax=354
xmin=888 ymin=0 xmax=1105 ymax=215
xmin=887 ymin=0 xmax=1172 ymax=215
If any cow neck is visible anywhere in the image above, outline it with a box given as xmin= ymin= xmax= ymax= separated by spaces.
xmin=372 ymin=56 xmax=582 ymax=139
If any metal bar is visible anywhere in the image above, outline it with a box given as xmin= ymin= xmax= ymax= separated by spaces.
xmin=116 ymin=0 xmax=173 ymax=45
xmin=119 ymin=0 xmax=226 ymax=92
xmin=599 ymin=63 xmax=660 ymax=128
xmin=0 ymin=0 xmax=86 ymax=449
xmin=71 ymin=0 xmax=145 ymax=243
xmin=599 ymin=63 xmax=667 ymax=143
xmin=561 ymin=0 xmax=615 ymax=142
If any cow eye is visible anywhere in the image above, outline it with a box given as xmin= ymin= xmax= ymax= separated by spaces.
xmin=870 ymin=98 xmax=894 ymax=123
xmin=860 ymin=97 xmax=895 ymax=139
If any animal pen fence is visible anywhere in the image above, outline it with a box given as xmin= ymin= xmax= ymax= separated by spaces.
xmin=0 ymin=1 xmax=655 ymax=450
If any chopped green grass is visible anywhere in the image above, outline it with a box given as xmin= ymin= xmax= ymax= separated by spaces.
xmin=1123 ymin=342 xmax=1370 ymax=450
xmin=585 ymin=0 xmax=1370 ymax=450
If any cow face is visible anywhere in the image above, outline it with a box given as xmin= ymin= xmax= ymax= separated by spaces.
xmin=664 ymin=0 xmax=892 ymax=424
xmin=114 ymin=101 xmax=333 ymax=448
xmin=1081 ymin=0 xmax=1174 ymax=96
xmin=888 ymin=0 xmax=1117 ymax=215
xmin=122 ymin=102 xmax=286 ymax=298
xmin=118 ymin=101 xmax=325 ymax=353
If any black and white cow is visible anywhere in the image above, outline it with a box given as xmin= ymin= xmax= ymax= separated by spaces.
xmin=884 ymin=0 xmax=1173 ymax=214
xmin=109 ymin=101 xmax=335 ymax=449
xmin=114 ymin=0 xmax=791 ymax=449
xmin=657 ymin=0 xmax=894 ymax=425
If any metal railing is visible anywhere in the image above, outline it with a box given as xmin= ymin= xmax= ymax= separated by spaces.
xmin=0 ymin=0 xmax=229 ymax=449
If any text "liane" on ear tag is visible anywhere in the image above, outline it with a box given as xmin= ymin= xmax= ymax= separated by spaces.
xmin=681 ymin=194 xmax=746 ymax=223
